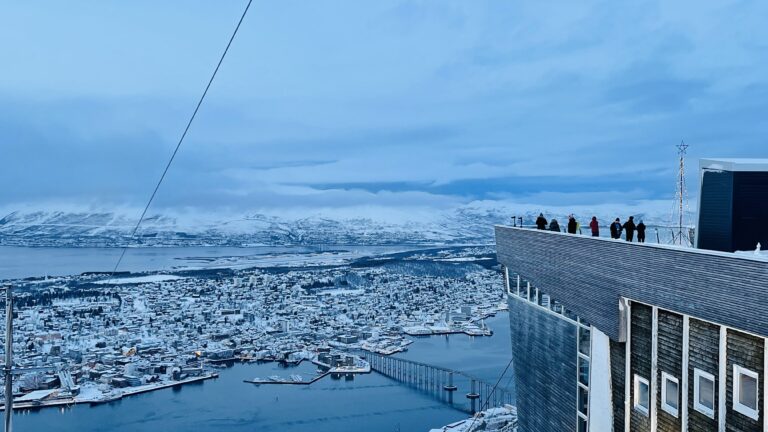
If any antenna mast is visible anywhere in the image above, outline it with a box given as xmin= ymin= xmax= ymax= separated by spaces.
xmin=672 ymin=141 xmax=690 ymax=246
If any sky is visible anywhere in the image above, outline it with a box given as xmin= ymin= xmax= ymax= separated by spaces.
xmin=2 ymin=1 xmax=767 ymax=220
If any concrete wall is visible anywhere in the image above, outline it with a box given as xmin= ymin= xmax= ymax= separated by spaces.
xmin=495 ymin=226 xmax=768 ymax=341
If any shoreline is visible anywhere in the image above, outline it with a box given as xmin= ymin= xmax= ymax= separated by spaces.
xmin=1 ymin=373 xmax=219 ymax=412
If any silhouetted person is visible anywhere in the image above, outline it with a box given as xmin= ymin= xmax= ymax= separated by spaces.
xmin=610 ymin=218 xmax=622 ymax=239
xmin=567 ymin=215 xmax=578 ymax=234
xmin=536 ymin=213 xmax=548 ymax=230
xmin=549 ymin=219 xmax=561 ymax=232
xmin=589 ymin=217 xmax=599 ymax=237
xmin=623 ymin=216 xmax=636 ymax=242
xmin=637 ymin=220 xmax=646 ymax=243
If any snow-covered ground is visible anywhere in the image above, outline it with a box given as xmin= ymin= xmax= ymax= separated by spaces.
xmin=429 ymin=405 xmax=517 ymax=432
xmin=95 ymin=275 xmax=186 ymax=285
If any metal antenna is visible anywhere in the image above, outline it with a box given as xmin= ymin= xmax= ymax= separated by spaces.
xmin=671 ymin=141 xmax=691 ymax=246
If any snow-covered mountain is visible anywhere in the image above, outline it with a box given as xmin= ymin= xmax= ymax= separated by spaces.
xmin=0 ymin=201 xmax=687 ymax=247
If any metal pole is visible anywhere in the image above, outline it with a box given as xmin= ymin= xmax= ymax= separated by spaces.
xmin=4 ymin=285 xmax=13 ymax=432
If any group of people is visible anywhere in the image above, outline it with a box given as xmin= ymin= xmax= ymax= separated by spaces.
xmin=534 ymin=213 xmax=648 ymax=243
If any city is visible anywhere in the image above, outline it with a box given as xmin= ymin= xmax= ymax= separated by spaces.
xmin=0 ymin=247 xmax=505 ymax=411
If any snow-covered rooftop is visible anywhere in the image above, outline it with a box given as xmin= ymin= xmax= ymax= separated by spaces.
xmin=701 ymin=158 xmax=768 ymax=172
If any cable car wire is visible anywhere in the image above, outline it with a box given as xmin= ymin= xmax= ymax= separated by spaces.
xmin=107 ymin=0 xmax=254 ymax=280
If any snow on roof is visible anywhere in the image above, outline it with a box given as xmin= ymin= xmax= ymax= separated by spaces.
xmin=16 ymin=389 xmax=57 ymax=402
xmin=734 ymin=249 xmax=768 ymax=262
xmin=700 ymin=158 xmax=768 ymax=172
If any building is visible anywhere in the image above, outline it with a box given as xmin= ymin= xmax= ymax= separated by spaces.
xmin=697 ymin=158 xmax=768 ymax=253
xmin=496 ymin=159 xmax=768 ymax=432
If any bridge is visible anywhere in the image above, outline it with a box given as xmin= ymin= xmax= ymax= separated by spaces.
xmin=362 ymin=351 xmax=514 ymax=413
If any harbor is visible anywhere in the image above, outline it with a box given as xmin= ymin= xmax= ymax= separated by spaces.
xmin=1 ymin=373 xmax=219 ymax=411
xmin=10 ymin=312 xmax=514 ymax=432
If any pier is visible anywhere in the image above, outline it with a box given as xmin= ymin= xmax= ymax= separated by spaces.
xmin=363 ymin=352 xmax=513 ymax=414
xmin=244 ymin=372 xmax=330 ymax=386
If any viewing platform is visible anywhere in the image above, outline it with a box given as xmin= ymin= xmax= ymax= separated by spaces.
xmin=495 ymin=225 xmax=768 ymax=341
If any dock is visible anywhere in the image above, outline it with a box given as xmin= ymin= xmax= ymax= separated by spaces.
xmin=1 ymin=373 xmax=219 ymax=411
xmin=244 ymin=372 xmax=330 ymax=385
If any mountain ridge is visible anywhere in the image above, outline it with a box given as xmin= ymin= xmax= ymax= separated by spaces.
xmin=0 ymin=201 xmax=688 ymax=247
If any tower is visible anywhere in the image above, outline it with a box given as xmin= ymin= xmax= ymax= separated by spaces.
xmin=671 ymin=141 xmax=691 ymax=246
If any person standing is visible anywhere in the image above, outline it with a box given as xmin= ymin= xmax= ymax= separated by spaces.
xmin=549 ymin=219 xmax=561 ymax=232
xmin=623 ymin=216 xmax=637 ymax=242
xmin=610 ymin=218 xmax=622 ymax=239
xmin=536 ymin=213 xmax=548 ymax=230
xmin=637 ymin=220 xmax=647 ymax=243
xmin=589 ymin=216 xmax=600 ymax=237
xmin=567 ymin=215 xmax=578 ymax=234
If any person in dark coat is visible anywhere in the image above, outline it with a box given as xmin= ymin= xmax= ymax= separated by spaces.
xmin=589 ymin=216 xmax=599 ymax=237
xmin=610 ymin=218 xmax=622 ymax=239
xmin=535 ymin=213 xmax=548 ymax=230
xmin=567 ymin=215 xmax=578 ymax=234
xmin=637 ymin=220 xmax=647 ymax=243
xmin=549 ymin=219 xmax=561 ymax=232
xmin=622 ymin=216 xmax=636 ymax=242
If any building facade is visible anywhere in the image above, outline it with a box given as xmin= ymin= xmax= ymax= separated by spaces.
xmin=496 ymin=226 xmax=768 ymax=432
xmin=697 ymin=158 xmax=768 ymax=253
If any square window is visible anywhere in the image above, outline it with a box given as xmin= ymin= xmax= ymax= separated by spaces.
xmin=733 ymin=365 xmax=759 ymax=420
xmin=693 ymin=369 xmax=716 ymax=418
xmin=633 ymin=375 xmax=650 ymax=416
xmin=661 ymin=372 xmax=679 ymax=417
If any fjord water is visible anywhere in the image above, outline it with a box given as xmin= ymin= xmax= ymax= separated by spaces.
xmin=13 ymin=313 xmax=512 ymax=432
xmin=0 ymin=245 xmax=417 ymax=279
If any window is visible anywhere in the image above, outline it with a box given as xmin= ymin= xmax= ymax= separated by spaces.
xmin=540 ymin=293 xmax=550 ymax=308
xmin=694 ymin=369 xmax=716 ymax=418
xmin=578 ymin=416 xmax=588 ymax=432
xmin=733 ymin=365 xmax=759 ymax=420
xmin=578 ymin=385 xmax=589 ymax=416
xmin=634 ymin=375 xmax=650 ymax=416
xmin=661 ymin=372 xmax=680 ymax=417
xmin=578 ymin=326 xmax=591 ymax=356
xmin=550 ymin=300 xmax=563 ymax=314
xmin=579 ymin=357 xmax=590 ymax=386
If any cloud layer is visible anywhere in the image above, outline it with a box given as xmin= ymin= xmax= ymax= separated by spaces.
xmin=1 ymin=1 xmax=766 ymax=216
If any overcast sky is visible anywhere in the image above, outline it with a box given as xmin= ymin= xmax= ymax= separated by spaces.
xmin=2 ymin=1 xmax=767 ymax=217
